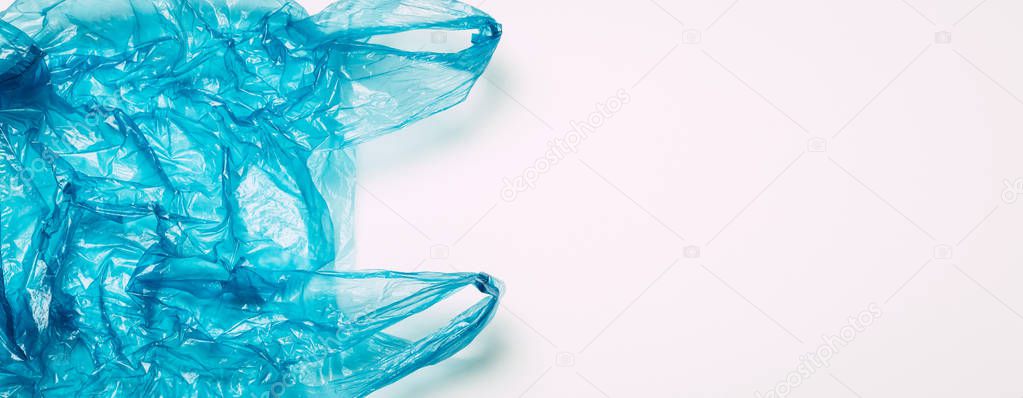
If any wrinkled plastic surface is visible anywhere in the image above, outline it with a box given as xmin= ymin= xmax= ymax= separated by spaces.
xmin=0 ymin=0 xmax=501 ymax=396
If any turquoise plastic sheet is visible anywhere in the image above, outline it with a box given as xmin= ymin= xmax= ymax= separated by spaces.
xmin=0 ymin=0 xmax=502 ymax=396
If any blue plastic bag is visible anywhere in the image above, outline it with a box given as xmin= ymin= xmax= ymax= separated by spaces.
xmin=0 ymin=0 xmax=501 ymax=396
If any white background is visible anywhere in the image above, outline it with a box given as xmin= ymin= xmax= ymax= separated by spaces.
xmin=6 ymin=0 xmax=1022 ymax=396
xmin=348 ymin=0 xmax=1023 ymax=397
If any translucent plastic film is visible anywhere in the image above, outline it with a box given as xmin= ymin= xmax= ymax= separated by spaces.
xmin=0 ymin=0 xmax=501 ymax=396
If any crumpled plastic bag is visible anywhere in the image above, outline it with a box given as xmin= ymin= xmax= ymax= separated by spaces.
xmin=0 ymin=0 xmax=501 ymax=396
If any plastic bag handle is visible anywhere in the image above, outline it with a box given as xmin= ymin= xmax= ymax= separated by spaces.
xmin=297 ymin=0 xmax=502 ymax=147
xmin=304 ymin=0 xmax=501 ymax=67
xmin=349 ymin=272 xmax=502 ymax=393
